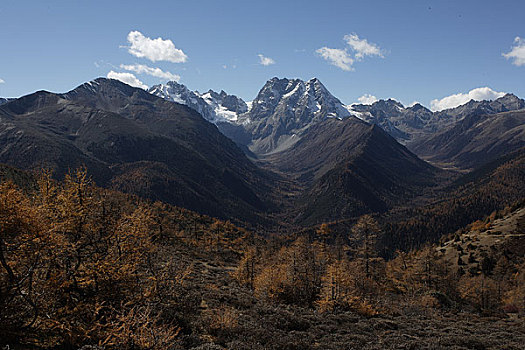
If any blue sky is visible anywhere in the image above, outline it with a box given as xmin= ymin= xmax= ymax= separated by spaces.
xmin=1 ymin=0 xmax=524 ymax=109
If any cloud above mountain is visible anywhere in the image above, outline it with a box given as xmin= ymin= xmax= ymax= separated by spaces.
xmin=503 ymin=37 xmax=525 ymax=66
xmin=357 ymin=94 xmax=378 ymax=104
xmin=430 ymin=87 xmax=506 ymax=111
xmin=258 ymin=54 xmax=275 ymax=66
xmin=344 ymin=34 xmax=384 ymax=60
xmin=316 ymin=48 xmax=354 ymax=71
xmin=317 ymin=33 xmax=384 ymax=71
xmin=120 ymin=64 xmax=180 ymax=81
xmin=126 ymin=31 xmax=188 ymax=63
xmin=107 ymin=71 xmax=148 ymax=89
xmin=108 ymin=32 xmax=185 ymax=87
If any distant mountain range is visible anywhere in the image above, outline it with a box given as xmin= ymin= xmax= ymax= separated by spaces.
xmin=0 ymin=77 xmax=523 ymax=227
xmin=150 ymin=78 xmax=525 ymax=171
xmin=150 ymin=78 xmax=353 ymax=155
xmin=412 ymin=108 xmax=525 ymax=171
xmin=0 ymin=79 xmax=274 ymax=222
xmin=350 ymin=94 xmax=524 ymax=142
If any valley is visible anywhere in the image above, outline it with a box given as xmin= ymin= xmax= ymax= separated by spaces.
xmin=0 ymin=77 xmax=524 ymax=349
xmin=2 ymin=2 xmax=525 ymax=348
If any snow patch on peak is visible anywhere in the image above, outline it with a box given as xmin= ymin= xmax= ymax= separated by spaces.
xmin=344 ymin=105 xmax=372 ymax=121
xmin=149 ymin=82 xmax=247 ymax=124
xmin=282 ymin=81 xmax=304 ymax=99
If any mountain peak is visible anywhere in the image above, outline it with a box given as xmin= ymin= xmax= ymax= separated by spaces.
xmin=149 ymin=81 xmax=246 ymax=124
xmin=66 ymin=78 xmax=141 ymax=99
xmin=236 ymin=77 xmax=352 ymax=154
xmin=0 ymin=90 xmax=60 ymax=115
xmin=495 ymin=93 xmax=524 ymax=105
xmin=408 ymin=103 xmax=430 ymax=112
xmin=370 ymin=98 xmax=405 ymax=111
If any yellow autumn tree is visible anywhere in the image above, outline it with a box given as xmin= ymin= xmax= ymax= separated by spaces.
xmin=254 ymin=237 xmax=324 ymax=305
xmin=0 ymin=168 xmax=180 ymax=348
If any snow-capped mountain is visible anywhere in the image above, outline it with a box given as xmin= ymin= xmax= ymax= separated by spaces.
xmin=150 ymin=78 xmax=525 ymax=157
xmin=148 ymin=81 xmax=248 ymax=124
xmin=242 ymin=77 xmax=351 ymax=123
xmin=150 ymin=78 xmax=355 ymax=155
xmin=348 ymin=99 xmax=434 ymax=142
xmin=237 ymin=77 xmax=353 ymax=154
xmin=349 ymin=93 xmax=525 ymax=145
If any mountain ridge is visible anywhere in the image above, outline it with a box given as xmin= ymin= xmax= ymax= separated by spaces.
xmin=0 ymin=78 xmax=276 ymax=223
xmin=150 ymin=78 xmax=525 ymax=169
xmin=2 ymin=77 xmax=523 ymax=228
xmin=150 ymin=77 xmax=355 ymax=155
xmin=411 ymin=109 xmax=525 ymax=170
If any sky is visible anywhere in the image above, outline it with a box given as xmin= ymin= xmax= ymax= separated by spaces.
xmin=0 ymin=0 xmax=524 ymax=110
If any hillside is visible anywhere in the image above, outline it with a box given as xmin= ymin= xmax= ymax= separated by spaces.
xmin=0 ymin=79 xmax=276 ymax=223
xmin=263 ymin=117 xmax=441 ymax=225
xmin=1 ymin=167 xmax=524 ymax=350
xmin=438 ymin=205 xmax=525 ymax=275
xmin=379 ymin=147 xmax=525 ymax=254
xmin=351 ymin=94 xmax=525 ymax=149
xmin=410 ymin=109 xmax=525 ymax=171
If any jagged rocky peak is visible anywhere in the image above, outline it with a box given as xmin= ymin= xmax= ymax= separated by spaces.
xmin=489 ymin=93 xmax=525 ymax=111
xmin=248 ymin=77 xmax=351 ymax=121
xmin=148 ymin=81 xmax=192 ymax=104
xmin=235 ymin=77 xmax=354 ymax=155
xmin=148 ymin=81 xmax=247 ymax=124
xmin=248 ymin=78 xmax=302 ymax=114
xmin=199 ymin=89 xmax=248 ymax=115
xmin=374 ymin=98 xmax=404 ymax=109
xmin=117 ymin=78 xmax=256 ymax=122
xmin=408 ymin=103 xmax=430 ymax=112
xmin=253 ymin=77 xmax=322 ymax=102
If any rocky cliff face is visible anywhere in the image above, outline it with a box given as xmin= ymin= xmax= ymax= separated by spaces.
xmin=236 ymin=77 xmax=352 ymax=154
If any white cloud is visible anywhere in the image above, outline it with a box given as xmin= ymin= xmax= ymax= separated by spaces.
xmin=120 ymin=64 xmax=180 ymax=81
xmin=317 ymin=33 xmax=383 ymax=71
xmin=0 ymin=78 xmax=4 ymax=84
xmin=258 ymin=54 xmax=275 ymax=66
xmin=316 ymin=47 xmax=354 ymax=71
xmin=430 ymin=87 xmax=506 ymax=111
xmin=503 ymin=36 xmax=525 ymax=66
xmin=107 ymin=71 xmax=148 ymax=89
xmin=126 ymin=31 xmax=188 ymax=63
xmin=357 ymin=94 xmax=378 ymax=105
xmin=344 ymin=33 xmax=383 ymax=60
